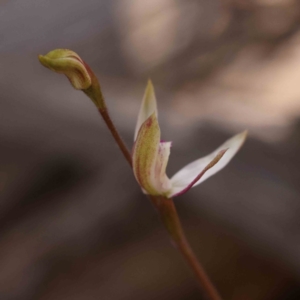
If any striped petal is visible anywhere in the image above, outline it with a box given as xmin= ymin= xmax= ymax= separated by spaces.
xmin=132 ymin=113 xmax=171 ymax=196
xmin=169 ymin=131 xmax=247 ymax=197
xmin=134 ymin=80 xmax=158 ymax=141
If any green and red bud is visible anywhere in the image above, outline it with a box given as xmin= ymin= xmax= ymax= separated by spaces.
xmin=39 ymin=49 xmax=105 ymax=109
xmin=38 ymin=49 xmax=91 ymax=90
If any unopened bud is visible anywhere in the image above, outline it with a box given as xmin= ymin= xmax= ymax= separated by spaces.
xmin=38 ymin=49 xmax=92 ymax=90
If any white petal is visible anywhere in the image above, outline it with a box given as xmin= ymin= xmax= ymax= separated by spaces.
xmin=169 ymin=131 xmax=247 ymax=197
xmin=154 ymin=141 xmax=172 ymax=193
xmin=134 ymin=80 xmax=158 ymax=141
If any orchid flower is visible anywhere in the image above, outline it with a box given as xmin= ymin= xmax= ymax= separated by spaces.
xmin=39 ymin=49 xmax=243 ymax=299
xmin=132 ymin=81 xmax=247 ymax=198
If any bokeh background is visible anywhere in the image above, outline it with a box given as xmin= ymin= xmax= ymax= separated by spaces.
xmin=1 ymin=0 xmax=300 ymax=299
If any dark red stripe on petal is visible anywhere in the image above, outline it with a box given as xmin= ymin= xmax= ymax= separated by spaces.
xmin=172 ymin=149 xmax=227 ymax=197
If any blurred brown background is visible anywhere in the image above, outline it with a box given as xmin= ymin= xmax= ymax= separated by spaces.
xmin=1 ymin=0 xmax=300 ymax=299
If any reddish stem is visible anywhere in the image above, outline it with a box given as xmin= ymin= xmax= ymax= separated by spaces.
xmin=150 ymin=196 xmax=223 ymax=300
xmin=98 ymin=108 xmax=132 ymax=167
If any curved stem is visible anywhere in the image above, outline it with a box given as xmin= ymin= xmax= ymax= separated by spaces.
xmin=150 ymin=195 xmax=223 ymax=300
xmin=98 ymin=108 xmax=132 ymax=167
xmin=82 ymin=67 xmax=132 ymax=167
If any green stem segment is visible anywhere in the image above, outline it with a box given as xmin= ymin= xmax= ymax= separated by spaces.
xmin=150 ymin=196 xmax=222 ymax=300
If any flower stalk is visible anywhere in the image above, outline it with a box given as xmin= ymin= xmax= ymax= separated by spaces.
xmin=150 ymin=195 xmax=222 ymax=300
xmin=98 ymin=107 xmax=132 ymax=167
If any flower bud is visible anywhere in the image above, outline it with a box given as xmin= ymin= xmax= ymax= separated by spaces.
xmin=38 ymin=49 xmax=92 ymax=90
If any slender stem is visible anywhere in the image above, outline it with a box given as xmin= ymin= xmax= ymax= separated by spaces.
xmin=98 ymin=108 xmax=132 ymax=167
xmin=82 ymin=72 xmax=132 ymax=167
xmin=150 ymin=195 xmax=223 ymax=300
